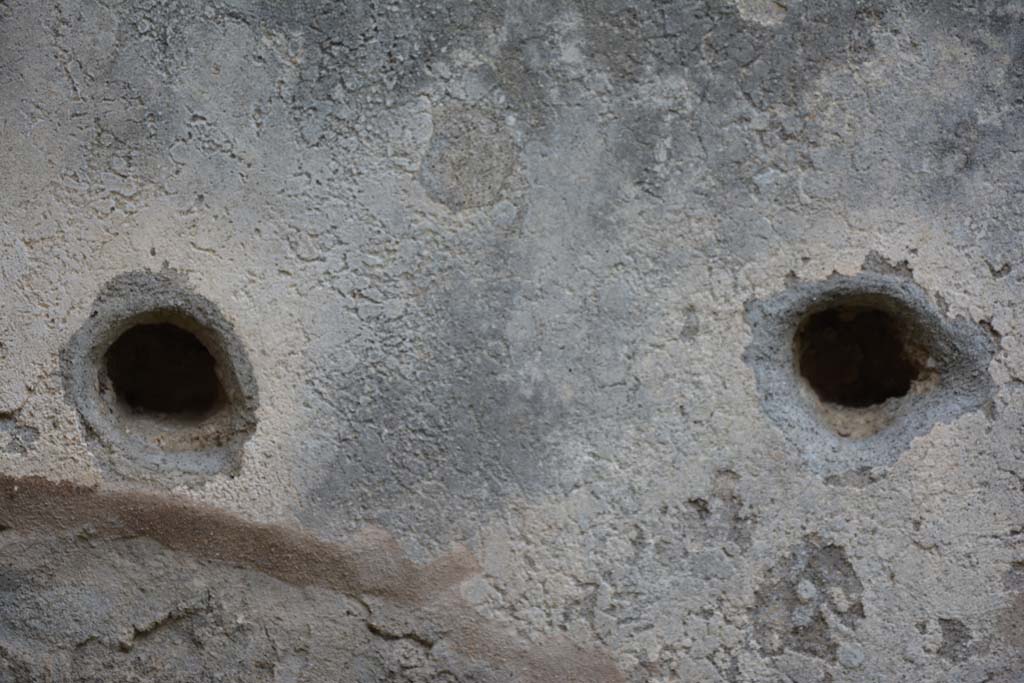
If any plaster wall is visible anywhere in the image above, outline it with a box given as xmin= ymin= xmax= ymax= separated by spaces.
xmin=1 ymin=1 xmax=1023 ymax=680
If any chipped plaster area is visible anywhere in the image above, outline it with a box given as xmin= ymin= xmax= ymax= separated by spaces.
xmin=2 ymin=0 xmax=1024 ymax=680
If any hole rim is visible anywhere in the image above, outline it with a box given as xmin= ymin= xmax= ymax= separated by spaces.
xmin=63 ymin=271 xmax=259 ymax=485
xmin=742 ymin=269 xmax=996 ymax=476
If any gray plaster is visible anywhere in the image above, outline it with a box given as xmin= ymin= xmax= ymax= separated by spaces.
xmin=1 ymin=0 xmax=1024 ymax=681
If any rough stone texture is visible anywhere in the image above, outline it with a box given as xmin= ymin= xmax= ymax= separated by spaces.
xmin=1 ymin=0 xmax=1024 ymax=681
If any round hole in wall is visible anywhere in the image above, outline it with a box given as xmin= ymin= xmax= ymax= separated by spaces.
xmin=64 ymin=270 xmax=259 ymax=485
xmin=104 ymin=323 xmax=225 ymax=419
xmin=745 ymin=265 xmax=996 ymax=469
xmin=795 ymin=304 xmax=924 ymax=408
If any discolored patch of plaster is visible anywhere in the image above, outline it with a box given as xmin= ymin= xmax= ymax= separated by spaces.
xmin=0 ymin=474 xmax=474 ymax=606
xmin=0 ymin=412 xmax=38 ymax=456
xmin=419 ymin=106 xmax=517 ymax=211
xmin=734 ymin=0 xmax=791 ymax=26
xmin=0 ymin=474 xmax=625 ymax=683
xmin=936 ymin=618 xmax=972 ymax=662
xmin=995 ymin=593 xmax=1024 ymax=650
xmin=753 ymin=536 xmax=864 ymax=660
xmin=1003 ymin=561 xmax=1024 ymax=592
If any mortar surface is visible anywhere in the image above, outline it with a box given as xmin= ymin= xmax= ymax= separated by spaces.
xmin=1 ymin=1 xmax=1023 ymax=680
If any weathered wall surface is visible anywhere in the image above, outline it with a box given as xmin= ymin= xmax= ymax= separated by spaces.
xmin=1 ymin=0 xmax=1023 ymax=680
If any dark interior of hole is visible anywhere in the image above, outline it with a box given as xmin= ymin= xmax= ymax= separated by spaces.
xmin=796 ymin=306 xmax=922 ymax=408
xmin=104 ymin=323 xmax=224 ymax=417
